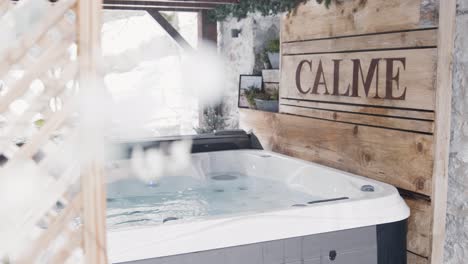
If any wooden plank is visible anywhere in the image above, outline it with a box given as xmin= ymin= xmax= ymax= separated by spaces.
xmin=103 ymin=5 xmax=210 ymax=12
xmin=408 ymin=252 xmax=429 ymax=264
xmin=431 ymin=0 xmax=457 ymax=263
xmin=282 ymin=0 xmax=438 ymax=42
xmin=239 ymin=109 xmax=434 ymax=195
xmin=104 ymin=3 xmax=215 ymax=10
xmin=282 ymin=29 xmax=437 ymax=55
xmin=404 ymin=198 xmax=432 ymax=257
xmin=48 ymin=227 xmax=82 ymax=264
xmin=14 ymin=107 xmax=71 ymax=160
xmin=280 ymin=98 xmax=435 ymax=120
xmin=104 ymin=0 xmax=238 ymax=6
xmin=279 ymin=104 xmax=434 ymax=133
xmin=147 ymin=9 xmax=194 ymax=51
xmin=280 ymin=48 xmax=437 ymax=111
xmin=78 ymin=0 xmax=108 ymax=263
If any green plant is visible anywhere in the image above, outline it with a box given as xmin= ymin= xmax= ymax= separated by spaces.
xmin=34 ymin=118 xmax=45 ymax=128
xmin=244 ymin=86 xmax=278 ymax=108
xmin=244 ymin=87 xmax=260 ymax=107
xmin=209 ymin=0 xmax=333 ymax=21
xmin=270 ymin=88 xmax=279 ymax=100
xmin=265 ymin=39 xmax=280 ymax=53
xmin=195 ymin=105 xmax=228 ymax=134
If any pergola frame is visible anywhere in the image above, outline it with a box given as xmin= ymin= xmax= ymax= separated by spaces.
xmin=10 ymin=0 xmax=239 ymax=50
xmin=103 ymin=0 xmax=239 ymax=11
xmin=103 ymin=0 xmax=238 ymax=50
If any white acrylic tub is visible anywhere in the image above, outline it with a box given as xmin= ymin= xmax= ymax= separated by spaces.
xmin=107 ymin=149 xmax=409 ymax=264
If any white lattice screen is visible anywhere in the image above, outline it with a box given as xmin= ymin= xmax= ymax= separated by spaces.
xmin=0 ymin=0 xmax=106 ymax=263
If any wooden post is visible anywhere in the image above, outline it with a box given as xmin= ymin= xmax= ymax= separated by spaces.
xmin=78 ymin=0 xmax=108 ymax=263
xmin=198 ymin=10 xmax=217 ymax=46
xmin=197 ymin=10 xmax=218 ymax=124
xmin=431 ymin=0 xmax=457 ymax=263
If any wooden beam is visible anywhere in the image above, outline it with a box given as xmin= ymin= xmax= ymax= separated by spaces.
xmin=430 ymin=0 xmax=457 ymax=263
xmin=147 ymin=9 xmax=194 ymax=51
xmin=105 ymin=0 xmax=239 ymax=4
xmin=103 ymin=0 xmax=238 ymax=10
xmin=198 ymin=9 xmax=217 ymax=44
xmin=104 ymin=6 xmax=202 ymax=12
xmin=78 ymin=0 xmax=108 ymax=263
xmin=105 ymin=1 xmax=218 ymax=9
xmin=104 ymin=3 xmax=213 ymax=10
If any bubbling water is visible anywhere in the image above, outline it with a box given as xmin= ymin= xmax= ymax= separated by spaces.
xmin=106 ymin=174 xmax=320 ymax=229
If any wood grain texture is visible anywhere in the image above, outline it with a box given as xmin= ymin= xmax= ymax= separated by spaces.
xmin=431 ymin=0 xmax=457 ymax=263
xmin=280 ymin=98 xmax=435 ymax=120
xmin=408 ymin=252 xmax=429 ymax=264
xmin=405 ymin=198 xmax=432 ymax=257
xmin=280 ymin=48 xmax=437 ymax=111
xmin=78 ymin=0 xmax=108 ymax=263
xmin=282 ymin=0 xmax=437 ymax=42
xmin=280 ymin=104 xmax=434 ymax=133
xmin=282 ymin=29 xmax=437 ymax=55
xmin=239 ymin=109 xmax=434 ymax=195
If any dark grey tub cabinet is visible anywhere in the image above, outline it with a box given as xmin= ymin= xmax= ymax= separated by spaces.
xmin=117 ymin=220 xmax=407 ymax=264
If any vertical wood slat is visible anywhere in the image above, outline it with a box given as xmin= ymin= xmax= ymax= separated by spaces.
xmin=430 ymin=0 xmax=457 ymax=263
xmin=78 ymin=0 xmax=108 ymax=263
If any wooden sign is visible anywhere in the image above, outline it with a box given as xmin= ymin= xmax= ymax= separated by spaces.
xmin=240 ymin=1 xmax=456 ymax=264
xmin=281 ymin=49 xmax=437 ymax=110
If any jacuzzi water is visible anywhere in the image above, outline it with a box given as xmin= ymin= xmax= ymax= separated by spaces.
xmin=107 ymin=174 xmax=320 ymax=229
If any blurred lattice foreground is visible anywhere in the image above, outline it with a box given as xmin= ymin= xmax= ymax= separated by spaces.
xmin=0 ymin=0 xmax=107 ymax=263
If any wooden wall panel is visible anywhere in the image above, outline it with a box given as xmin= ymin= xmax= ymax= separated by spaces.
xmin=405 ymin=198 xmax=432 ymax=257
xmin=280 ymin=98 xmax=435 ymax=120
xmin=240 ymin=109 xmax=434 ymax=259
xmin=282 ymin=29 xmax=438 ymax=55
xmin=282 ymin=0 xmax=437 ymax=42
xmin=279 ymin=105 xmax=434 ymax=133
xmin=239 ymin=1 xmax=447 ymax=263
xmin=408 ymin=252 xmax=429 ymax=264
xmin=240 ymin=109 xmax=434 ymax=196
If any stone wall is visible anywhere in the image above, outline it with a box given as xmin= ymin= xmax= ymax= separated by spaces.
xmin=218 ymin=13 xmax=280 ymax=128
xmin=444 ymin=0 xmax=468 ymax=263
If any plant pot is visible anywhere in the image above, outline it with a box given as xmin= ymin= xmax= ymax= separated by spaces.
xmin=267 ymin=52 xmax=280 ymax=69
xmin=254 ymin=99 xmax=279 ymax=113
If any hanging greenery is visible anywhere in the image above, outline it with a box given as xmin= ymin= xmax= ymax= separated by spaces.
xmin=209 ymin=0 xmax=333 ymax=21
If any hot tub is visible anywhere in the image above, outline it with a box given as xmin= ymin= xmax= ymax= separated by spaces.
xmin=106 ymin=148 xmax=409 ymax=264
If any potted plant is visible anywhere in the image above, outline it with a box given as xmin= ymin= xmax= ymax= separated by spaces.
xmin=195 ymin=105 xmax=228 ymax=134
xmin=265 ymin=39 xmax=280 ymax=69
xmin=244 ymin=87 xmax=279 ymax=113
